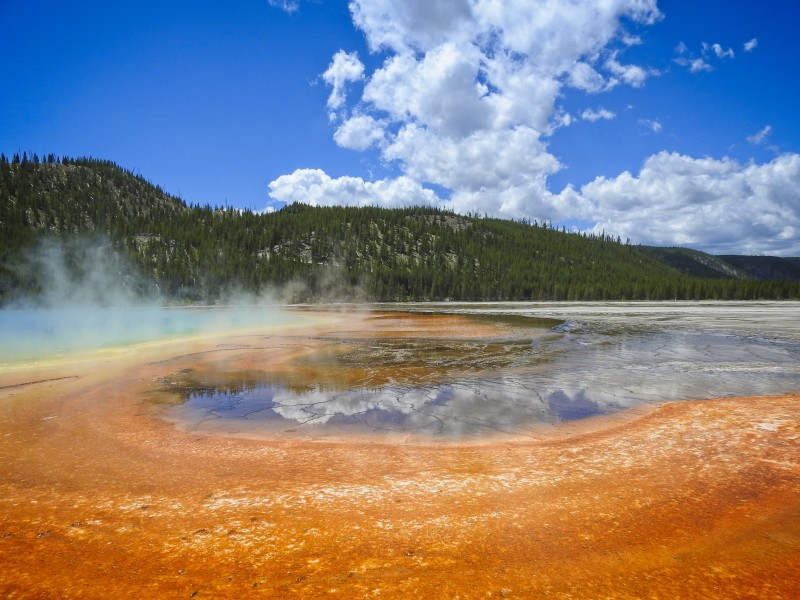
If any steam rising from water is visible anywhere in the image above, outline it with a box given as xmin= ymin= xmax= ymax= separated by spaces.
xmin=4 ymin=237 xmax=155 ymax=308
xmin=0 ymin=238 xmax=298 ymax=363
xmin=0 ymin=305 xmax=299 ymax=364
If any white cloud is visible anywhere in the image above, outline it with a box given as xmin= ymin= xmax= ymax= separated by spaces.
xmin=675 ymin=41 xmax=738 ymax=74
xmin=689 ymin=58 xmax=713 ymax=73
xmin=333 ymin=115 xmax=386 ymax=150
xmin=300 ymin=0 xmax=661 ymax=223
xmin=567 ymin=61 xmax=607 ymax=93
xmin=747 ymin=125 xmax=772 ymax=145
xmin=622 ymin=33 xmax=643 ymax=46
xmin=605 ymin=54 xmax=657 ymax=87
xmin=553 ymin=110 xmax=575 ymax=129
xmin=384 ymin=124 xmax=561 ymax=200
xmin=581 ymin=108 xmax=616 ymax=122
xmin=267 ymin=169 xmax=439 ymax=208
xmin=322 ymin=50 xmax=364 ymax=116
xmin=638 ymin=118 xmax=662 ymax=133
xmin=569 ymin=152 xmax=800 ymax=255
xmin=265 ymin=1 xmax=800 ymax=255
xmin=715 ymin=44 xmax=735 ymax=59
xmin=266 ymin=0 xmax=299 ymax=14
xmin=350 ymin=0 xmax=475 ymax=53
xmin=744 ymin=38 xmax=758 ymax=52
xmin=362 ymin=42 xmax=493 ymax=137
xmin=704 ymin=42 xmax=735 ymax=59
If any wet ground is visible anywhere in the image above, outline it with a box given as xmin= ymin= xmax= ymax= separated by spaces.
xmin=153 ymin=303 xmax=800 ymax=441
xmin=1 ymin=303 xmax=798 ymax=598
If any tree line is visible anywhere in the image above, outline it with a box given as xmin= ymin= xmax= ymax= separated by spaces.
xmin=1 ymin=154 xmax=798 ymax=304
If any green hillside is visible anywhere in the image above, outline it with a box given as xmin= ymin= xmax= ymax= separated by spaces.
xmin=638 ymin=246 xmax=800 ymax=281
xmin=1 ymin=154 xmax=798 ymax=304
xmin=719 ymin=255 xmax=800 ymax=281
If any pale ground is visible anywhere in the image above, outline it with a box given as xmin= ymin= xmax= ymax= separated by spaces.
xmin=1 ymin=308 xmax=798 ymax=598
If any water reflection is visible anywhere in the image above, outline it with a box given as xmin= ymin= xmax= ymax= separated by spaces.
xmin=158 ymin=305 xmax=800 ymax=439
xmin=165 ymin=377 xmax=612 ymax=437
xmin=547 ymin=389 xmax=606 ymax=420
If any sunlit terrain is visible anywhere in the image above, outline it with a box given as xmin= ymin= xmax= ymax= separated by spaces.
xmin=0 ymin=305 xmax=305 ymax=364
xmin=1 ymin=302 xmax=798 ymax=598
xmin=154 ymin=302 xmax=800 ymax=441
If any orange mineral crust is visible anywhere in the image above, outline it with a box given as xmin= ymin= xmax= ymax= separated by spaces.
xmin=1 ymin=311 xmax=798 ymax=599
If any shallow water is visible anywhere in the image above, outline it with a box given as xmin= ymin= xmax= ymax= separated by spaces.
xmin=159 ymin=302 xmax=800 ymax=439
xmin=0 ymin=305 xmax=303 ymax=364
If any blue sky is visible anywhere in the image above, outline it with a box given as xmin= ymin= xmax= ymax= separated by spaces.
xmin=2 ymin=0 xmax=799 ymax=254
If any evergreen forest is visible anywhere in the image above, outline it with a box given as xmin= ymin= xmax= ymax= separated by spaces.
xmin=1 ymin=153 xmax=798 ymax=305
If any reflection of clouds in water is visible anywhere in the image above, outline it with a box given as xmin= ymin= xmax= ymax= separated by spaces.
xmin=271 ymin=388 xmax=390 ymax=425
xmin=188 ymin=380 xmax=635 ymax=435
xmin=547 ymin=389 xmax=604 ymax=420
xmin=172 ymin=305 xmax=800 ymax=438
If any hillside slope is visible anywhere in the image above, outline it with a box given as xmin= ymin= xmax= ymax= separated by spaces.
xmin=639 ymin=246 xmax=800 ymax=281
xmin=1 ymin=154 xmax=798 ymax=304
xmin=720 ymin=255 xmax=800 ymax=281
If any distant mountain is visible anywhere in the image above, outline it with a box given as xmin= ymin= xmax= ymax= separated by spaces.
xmin=719 ymin=255 xmax=800 ymax=281
xmin=638 ymin=246 xmax=800 ymax=281
xmin=1 ymin=154 xmax=798 ymax=304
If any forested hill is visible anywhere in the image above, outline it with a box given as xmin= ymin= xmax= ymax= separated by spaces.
xmin=1 ymin=154 xmax=798 ymax=304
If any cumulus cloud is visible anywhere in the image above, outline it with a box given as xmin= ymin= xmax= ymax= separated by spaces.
xmin=605 ymin=54 xmax=657 ymax=87
xmin=567 ymin=61 xmax=608 ymax=93
xmin=744 ymin=38 xmax=758 ymax=52
xmin=582 ymin=108 xmax=616 ymax=122
xmin=322 ymin=50 xmax=364 ymax=117
xmin=569 ymin=152 xmax=800 ymax=255
xmin=276 ymin=0 xmax=662 ymax=221
xmin=333 ymin=114 xmax=386 ymax=150
xmin=267 ymin=1 xmax=799 ymax=255
xmin=268 ymin=169 xmax=439 ymax=208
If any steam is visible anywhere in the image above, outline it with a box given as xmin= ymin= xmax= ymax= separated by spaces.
xmin=4 ymin=236 xmax=157 ymax=309
xmin=0 ymin=237 xmax=311 ymax=364
xmin=3 ymin=235 xmax=375 ymax=307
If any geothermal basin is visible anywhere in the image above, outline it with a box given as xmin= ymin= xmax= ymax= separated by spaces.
xmin=1 ymin=302 xmax=799 ymax=598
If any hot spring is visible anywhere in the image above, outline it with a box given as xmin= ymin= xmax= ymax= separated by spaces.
xmin=2 ymin=302 xmax=799 ymax=597
xmin=0 ymin=304 xmax=307 ymax=365
xmin=135 ymin=302 xmax=800 ymax=440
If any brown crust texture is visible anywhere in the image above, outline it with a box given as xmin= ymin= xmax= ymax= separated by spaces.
xmin=1 ymin=313 xmax=798 ymax=599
